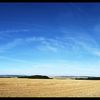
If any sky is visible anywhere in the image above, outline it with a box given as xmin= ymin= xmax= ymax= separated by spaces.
xmin=0 ymin=3 xmax=100 ymax=76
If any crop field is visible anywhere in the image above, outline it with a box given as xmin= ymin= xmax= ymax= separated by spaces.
xmin=0 ymin=78 xmax=100 ymax=97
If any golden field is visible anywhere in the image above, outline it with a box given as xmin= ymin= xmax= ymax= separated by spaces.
xmin=0 ymin=78 xmax=100 ymax=97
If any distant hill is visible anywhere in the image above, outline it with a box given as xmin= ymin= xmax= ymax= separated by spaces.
xmin=0 ymin=75 xmax=23 ymax=78
xmin=18 ymin=75 xmax=52 ymax=79
xmin=51 ymin=76 xmax=100 ymax=80
xmin=0 ymin=75 xmax=52 ymax=79
xmin=0 ymin=75 xmax=100 ymax=80
xmin=51 ymin=76 xmax=89 ymax=79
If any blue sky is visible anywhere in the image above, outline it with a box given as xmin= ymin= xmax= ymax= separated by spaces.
xmin=0 ymin=3 xmax=100 ymax=76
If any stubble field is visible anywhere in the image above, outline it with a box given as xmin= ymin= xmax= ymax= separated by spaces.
xmin=0 ymin=78 xmax=100 ymax=97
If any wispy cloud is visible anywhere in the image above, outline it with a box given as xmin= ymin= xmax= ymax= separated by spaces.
xmin=26 ymin=37 xmax=45 ymax=42
xmin=0 ymin=55 xmax=36 ymax=66
xmin=1 ymin=31 xmax=100 ymax=57
xmin=66 ymin=34 xmax=100 ymax=57
xmin=0 ymin=38 xmax=23 ymax=53
xmin=0 ymin=29 xmax=29 ymax=38
xmin=59 ymin=26 xmax=100 ymax=57
xmin=0 ymin=29 xmax=29 ymax=34
xmin=0 ymin=55 xmax=26 ymax=63
xmin=38 ymin=44 xmax=58 ymax=52
xmin=94 ymin=24 xmax=100 ymax=33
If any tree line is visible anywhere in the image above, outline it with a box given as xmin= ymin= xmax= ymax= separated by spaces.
xmin=18 ymin=75 xmax=52 ymax=79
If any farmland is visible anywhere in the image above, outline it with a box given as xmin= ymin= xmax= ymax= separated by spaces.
xmin=0 ymin=78 xmax=100 ymax=97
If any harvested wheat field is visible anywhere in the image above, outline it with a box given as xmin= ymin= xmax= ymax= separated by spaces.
xmin=0 ymin=78 xmax=100 ymax=97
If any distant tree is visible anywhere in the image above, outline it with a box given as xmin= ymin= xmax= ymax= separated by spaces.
xmin=18 ymin=75 xmax=52 ymax=79
xmin=87 ymin=77 xmax=100 ymax=80
xmin=75 ymin=77 xmax=100 ymax=80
